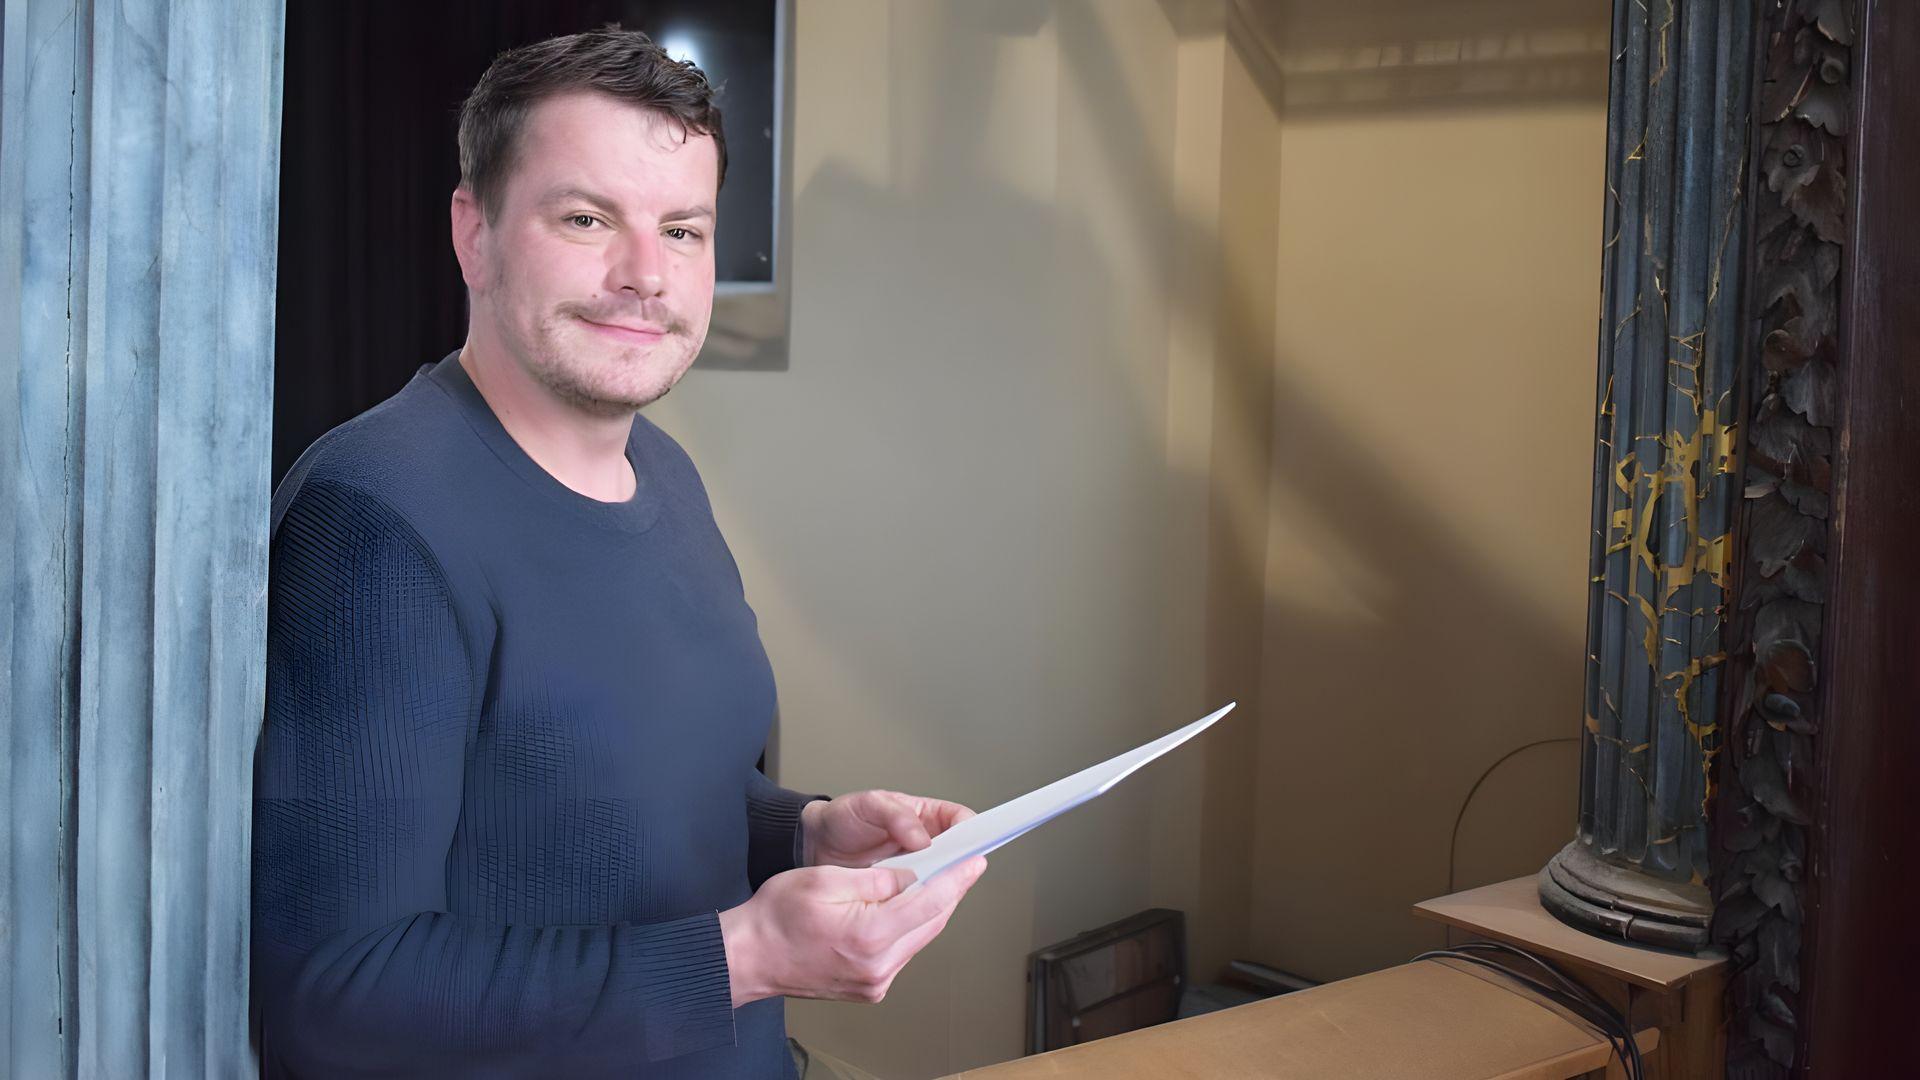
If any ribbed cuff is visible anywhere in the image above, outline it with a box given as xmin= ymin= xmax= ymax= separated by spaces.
xmin=792 ymin=794 xmax=830 ymax=868
xmin=746 ymin=784 xmax=828 ymax=883
xmin=611 ymin=911 xmax=737 ymax=1063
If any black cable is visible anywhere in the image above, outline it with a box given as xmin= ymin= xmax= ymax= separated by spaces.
xmin=1418 ymin=952 xmax=1639 ymax=1079
xmin=1446 ymin=941 xmax=1622 ymax=1020
xmin=1468 ymin=945 xmax=1643 ymax=1080
xmin=1415 ymin=951 xmax=1636 ymax=1077
xmin=1434 ymin=941 xmax=1645 ymax=1080
xmin=1414 ymin=943 xmax=1645 ymax=1080
xmin=1445 ymin=737 xmax=1579 ymax=895
xmin=1436 ymin=941 xmax=1643 ymax=1076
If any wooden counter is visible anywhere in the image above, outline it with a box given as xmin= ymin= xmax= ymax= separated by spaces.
xmin=945 ymin=957 xmax=1656 ymax=1079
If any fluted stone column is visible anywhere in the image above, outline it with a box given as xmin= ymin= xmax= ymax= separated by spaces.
xmin=1539 ymin=0 xmax=1759 ymax=952
xmin=2 ymin=0 xmax=285 ymax=1075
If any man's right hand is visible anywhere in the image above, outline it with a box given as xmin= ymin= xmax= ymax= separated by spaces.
xmin=717 ymin=856 xmax=989 ymax=1008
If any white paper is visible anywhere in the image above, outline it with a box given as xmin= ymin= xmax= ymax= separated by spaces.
xmin=875 ymin=702 xmax=1235 ymax=889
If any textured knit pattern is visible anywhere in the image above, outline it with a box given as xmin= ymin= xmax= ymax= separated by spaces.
xmin=252 ymin=352 xmax=823 ymax=1078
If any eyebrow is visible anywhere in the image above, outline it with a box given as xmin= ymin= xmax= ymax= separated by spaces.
xmin=539 ymin=187 xmax=618 ymax=213
xmin=538 ymin=187 xmax=714 ymax=222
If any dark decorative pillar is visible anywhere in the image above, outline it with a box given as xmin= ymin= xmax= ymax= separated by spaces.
xmin=1539 ymin=0 xmax=1760 ymax=952
xmin=1713 ymin=3 xmax=1852 ymax=1075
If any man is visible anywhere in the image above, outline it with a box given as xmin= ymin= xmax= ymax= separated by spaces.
xmin=252 ymin=27 xmax=987 ymax=1078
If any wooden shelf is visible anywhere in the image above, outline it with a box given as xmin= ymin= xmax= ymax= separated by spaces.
xmin=1413 ymin=876 xmax=1726 ymax=992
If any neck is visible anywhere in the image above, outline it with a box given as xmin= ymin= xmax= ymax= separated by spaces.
xmin=458 ymin=331 xmax=636 ymax=503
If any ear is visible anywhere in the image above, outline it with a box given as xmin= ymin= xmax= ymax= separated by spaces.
xmin=450 ymin=186 xmax=491 ymax=292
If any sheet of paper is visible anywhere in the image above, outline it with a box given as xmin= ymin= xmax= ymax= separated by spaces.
xmin=875 ymin=702 xmax=1235 ymax=889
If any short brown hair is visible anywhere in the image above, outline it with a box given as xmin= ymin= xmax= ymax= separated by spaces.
xmin=457 ymin=25 xmax=727 ymax=223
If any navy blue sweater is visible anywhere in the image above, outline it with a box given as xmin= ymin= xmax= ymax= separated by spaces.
xmin=253 ymin=352 xmax=822 ymax=1078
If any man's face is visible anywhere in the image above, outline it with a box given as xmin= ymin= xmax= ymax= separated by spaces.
xmin=462 ymin=91 xmax=719 ymax=416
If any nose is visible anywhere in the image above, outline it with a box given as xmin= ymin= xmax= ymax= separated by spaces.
xmin=610 ymin=229 xmax=666 ymax=298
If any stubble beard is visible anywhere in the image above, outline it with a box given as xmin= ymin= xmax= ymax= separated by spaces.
xmin=484 ymin=250 xmax=707 ymax=417
xmin=514 ymin=303 xmax=703 ymax=419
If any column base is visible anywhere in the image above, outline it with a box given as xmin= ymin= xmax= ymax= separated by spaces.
xmin=1538 ymin=840 xmax=1712 ymax=953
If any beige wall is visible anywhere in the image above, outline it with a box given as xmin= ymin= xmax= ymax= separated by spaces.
xmin=650 ymin=0 xmax=1612 ymax=1074
xmin=1247 ymin=1 xmax=1611 ymax=983
xmin=653 ymin=3 xmax=1209 ymax=1075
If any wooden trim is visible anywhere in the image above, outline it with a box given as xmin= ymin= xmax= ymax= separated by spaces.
xmin=1800 ymin=1 xmax=1920 ymax=1075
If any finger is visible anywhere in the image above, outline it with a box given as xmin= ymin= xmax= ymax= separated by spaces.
xmin=926 ymin=800 xmax=976 ymax=835
xmin=877 ymin=863 xmax=983 ymax=969
xmin=949 ymin=855 xmax=989 ymax=895
xmin=875 ymin=856 xmax=987 ymax=930
xmin=870 ymin=794 xmax=931 ymax=852
xmin=877 ymin=907 xmax=957 ymax=973
xmin=839 ymin=865 xmax=918 ymax=903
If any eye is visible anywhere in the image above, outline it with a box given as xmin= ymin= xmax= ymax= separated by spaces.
xmin=664 ymin=226 xmax=701 ymax=242
xmin=567 ymin=214 xmax=601 ymax=230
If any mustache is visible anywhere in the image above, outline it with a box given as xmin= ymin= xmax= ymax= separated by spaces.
xmin=561 ymin=299 xmax=690 ymax=336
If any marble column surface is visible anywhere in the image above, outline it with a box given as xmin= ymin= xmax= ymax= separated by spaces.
xmin=2 ymin=0 xmax=286 ymax=1075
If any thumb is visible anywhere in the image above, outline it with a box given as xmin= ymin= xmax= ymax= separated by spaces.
xmin=847 ymin=865 xmax=918 ymax=903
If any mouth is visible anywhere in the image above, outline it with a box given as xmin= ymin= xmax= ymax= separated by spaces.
xmin=578 ymin=316 xmax=670 ymax=345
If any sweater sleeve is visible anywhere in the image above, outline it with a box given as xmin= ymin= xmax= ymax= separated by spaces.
xmin=251 ymin=479 xmax=736 ymax=1077
xmin=745 ymin=768 xmax=829 ymax=888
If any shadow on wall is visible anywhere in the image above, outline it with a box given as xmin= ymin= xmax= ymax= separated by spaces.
xmin=766 ymin=5 xmax=1182 ymax=1073
xmin=1062 ymin=0 xmax=1608 ymax=979
xmin=1055 ymin=0 xmax=1606 ymax=972
xmin=773 ymin=0 xmax=1177 ymax=939
xmin=778 ymin=0 xmax=1607 ymax=1070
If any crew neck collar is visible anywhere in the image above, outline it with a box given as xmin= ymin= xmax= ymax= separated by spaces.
xmin=425 ymin=349 xmax=661 ymax=535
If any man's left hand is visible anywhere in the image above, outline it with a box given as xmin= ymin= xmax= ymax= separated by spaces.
xmin=801 ymin=790 xmax=976 ymax=869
